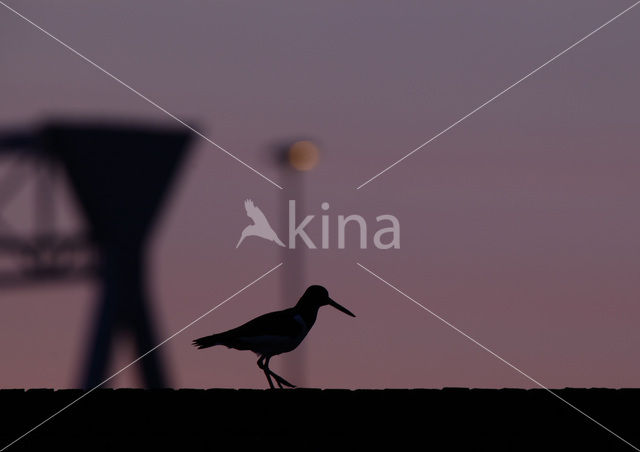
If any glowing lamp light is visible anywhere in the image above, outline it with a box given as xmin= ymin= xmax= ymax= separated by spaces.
xmin=288 ymin=140 xmax=319 ymax=171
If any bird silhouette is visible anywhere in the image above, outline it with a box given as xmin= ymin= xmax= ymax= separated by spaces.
xmin=192 ymin=285 xmax=355 ymax=388
xmin=236 ymin=199 xmax=285 ymax=248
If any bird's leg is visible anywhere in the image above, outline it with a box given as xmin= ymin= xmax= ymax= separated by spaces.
xmin=257 ymin=355 xmax=275 ymax=389
xmin=269 ymin=371 xmax=296 ymax=389
xmin=264 ymin=357 xmax=296 ymax=389
xmin=266 ymin=356 xmax=284 ymax=389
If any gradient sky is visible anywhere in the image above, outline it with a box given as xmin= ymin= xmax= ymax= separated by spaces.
xmin=1 ymin=0 xmax=639 ymax=389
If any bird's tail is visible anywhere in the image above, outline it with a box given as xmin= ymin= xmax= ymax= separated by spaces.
xmin=192 ymin=334 xmax=221 ymax=349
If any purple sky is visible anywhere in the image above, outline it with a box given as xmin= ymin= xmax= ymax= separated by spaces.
xmin=1 ymin=0 xmax=639 ymax=389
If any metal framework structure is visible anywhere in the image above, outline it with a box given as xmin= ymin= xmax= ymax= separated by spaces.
xmin=0 ymin=129 xmax=96 ymax=287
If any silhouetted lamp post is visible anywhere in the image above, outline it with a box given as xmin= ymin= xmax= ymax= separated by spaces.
xmin=275 ymin=139 xmax=319 ymax=387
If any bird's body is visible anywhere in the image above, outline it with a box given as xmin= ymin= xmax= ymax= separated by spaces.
xmin=193 ymin=285 xmax=355 ymax=388
xmin=193 ymin=308 xmax=313 ymax=355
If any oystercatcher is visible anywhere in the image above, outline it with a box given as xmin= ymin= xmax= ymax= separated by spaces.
xmin=192 ymin=285 xmax=355 ymax=388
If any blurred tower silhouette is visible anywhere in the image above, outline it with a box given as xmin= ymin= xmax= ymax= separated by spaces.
xmin=43 ymin=121 xmax=192 ymax=388
xmin=274 ymin=139 xmax=319 ymax=387
xmin=0 ymin=120 xmax=192 ymax=388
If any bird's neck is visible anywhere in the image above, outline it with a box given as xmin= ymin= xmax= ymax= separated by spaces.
xmin=295 ymin=303 xmax=319 ymax=329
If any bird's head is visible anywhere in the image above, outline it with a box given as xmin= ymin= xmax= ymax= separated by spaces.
xmin=299 ymin=285 xmax=356 ymax=317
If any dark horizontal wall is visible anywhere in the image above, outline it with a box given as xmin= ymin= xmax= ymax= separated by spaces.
xmin=1 ymin=389 xmax=638 ymax=451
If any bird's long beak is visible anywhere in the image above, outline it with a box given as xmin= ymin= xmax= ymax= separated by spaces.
xmin=328 ymin=298 xmax=356 ymax=317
